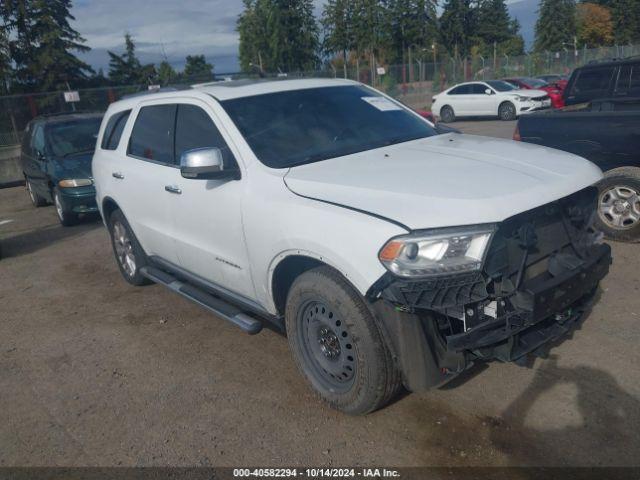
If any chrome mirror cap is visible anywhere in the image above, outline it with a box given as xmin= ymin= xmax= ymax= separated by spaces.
xmin=180 ymin=147 xmax=224 ymax=179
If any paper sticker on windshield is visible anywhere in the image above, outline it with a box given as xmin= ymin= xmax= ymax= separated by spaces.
xmin=361 ymin=96 xmax=402 ymax=111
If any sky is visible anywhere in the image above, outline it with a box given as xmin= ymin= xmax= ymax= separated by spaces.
xmin=71 ymin=0 xmax=536 ymax=74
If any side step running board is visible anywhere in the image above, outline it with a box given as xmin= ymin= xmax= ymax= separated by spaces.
xmin=140 ymin=266 xmax=263 ymax=335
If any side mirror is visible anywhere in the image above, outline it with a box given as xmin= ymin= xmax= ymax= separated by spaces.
xmin=36 ymin=150 xmax=46 ymax=161
xmin=485 ymin=89 xmax=493 ymax=95
xmin=180 ymin=147 xmax=238 ymax=180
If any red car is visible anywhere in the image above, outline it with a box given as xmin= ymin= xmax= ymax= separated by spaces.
xmin=536 ymin=74 xmax=569 ymax=91
xmin=503 ymin=77 xmax=565 ymax=109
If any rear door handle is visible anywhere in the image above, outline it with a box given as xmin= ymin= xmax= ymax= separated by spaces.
xmin=112 ymin=172 xmax=124 ymax=179
xmin=164 ymin=185 xmax=182 ymax=195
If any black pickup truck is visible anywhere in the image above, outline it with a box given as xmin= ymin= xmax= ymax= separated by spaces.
xmin=515 ymin=97 xmax=640 ymax=241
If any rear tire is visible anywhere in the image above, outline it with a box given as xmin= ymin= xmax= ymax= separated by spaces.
xmin=595 ymin=167 xmax=640 ymax=242
xmin=498 ymin=101 xmax=517 ymax=121
xmin=108 ymin=209 xmax=152 ymax=286
xmin=54 ymin=188 xmax=79 ymax=227
xmin=285 ymin=266 xmax=401 ymax=415
xmin=26 ymin=179 xmax=47 ymax=207
xmin=440 ymin=105 xmax=456 ymax=123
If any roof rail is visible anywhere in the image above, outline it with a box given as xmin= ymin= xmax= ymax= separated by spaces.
xmin=121 ymin=86 xmax=191 ymax=100
xmin=37 ymin=110 xmax=101 ymax=119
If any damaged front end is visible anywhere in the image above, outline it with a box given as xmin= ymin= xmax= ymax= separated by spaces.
xmin=368 ymin=187 xmax=611 ymax=391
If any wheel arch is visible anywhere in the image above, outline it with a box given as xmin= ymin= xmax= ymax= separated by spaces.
xmin=101 ymin=196 xmax=121 ymax=224
xmin=269 ymin=251 xmax=366 ymax=317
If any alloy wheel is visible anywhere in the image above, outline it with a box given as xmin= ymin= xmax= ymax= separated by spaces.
xmin=113 ymin=221 xmax=137 ymax=277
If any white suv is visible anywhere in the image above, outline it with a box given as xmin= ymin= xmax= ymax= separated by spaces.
xmin=93 ymin=79 xmax=611 ymax=414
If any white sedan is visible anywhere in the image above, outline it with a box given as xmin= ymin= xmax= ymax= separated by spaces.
xmin=432 ymin=80 xmax=551 ymax=122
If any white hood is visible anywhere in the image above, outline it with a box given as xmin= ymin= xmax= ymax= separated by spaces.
xmin=284 ymin=134 xmax=603 ymax=230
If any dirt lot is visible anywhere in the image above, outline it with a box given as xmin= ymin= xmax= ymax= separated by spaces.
xmin=1 ymin=120 xmax=639 ymax=468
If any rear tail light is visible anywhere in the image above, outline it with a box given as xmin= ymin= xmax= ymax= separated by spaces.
xmin=513 ymin=124 xmax=521 ymax=141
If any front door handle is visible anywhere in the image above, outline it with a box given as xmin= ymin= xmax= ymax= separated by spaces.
xmin=112 ymin=172 xmax=124 ymax=179
xmin=164 ymin=185 xmax=182 ymax=195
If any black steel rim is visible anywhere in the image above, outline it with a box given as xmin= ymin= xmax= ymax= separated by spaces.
xmin=297 ymin=299 xmax=356 ymax=392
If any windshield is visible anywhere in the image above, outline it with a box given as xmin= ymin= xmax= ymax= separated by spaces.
xmin=221 ymin=85 xmax=437 ymax=168
xmin=46 ymin=118 xmax=102 ymax=157
xmin=486 ymin=80 xmax=517 ymax=92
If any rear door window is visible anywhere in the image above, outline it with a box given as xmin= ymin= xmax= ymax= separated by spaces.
xmin=174 ymin=104 xmax=235 ymax=167
xmin=470 ymin=84 xmax=488 ymax=94
xmin=128 ymin=104 xmax=177 ymax=165
xmin=101 ymin=110 xmax=131 ymax=150
xmin=570 ymin=67 xmax=615 ymax=100
xmin=614 ymin=63 xmax=640 ymax=97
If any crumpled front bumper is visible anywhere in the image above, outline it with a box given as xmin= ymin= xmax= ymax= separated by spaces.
xmin=446 ymin=243 xmax=610 ymax=361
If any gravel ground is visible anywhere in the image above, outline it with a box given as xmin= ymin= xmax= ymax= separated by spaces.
xmin=0 ymin=121 xmax=638 ymax=468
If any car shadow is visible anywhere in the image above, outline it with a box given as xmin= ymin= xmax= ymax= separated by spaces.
xmin=0 ymin=216 xmax=101 ymax=259
xmin=489 ymin=354 xmax=640 ymax=468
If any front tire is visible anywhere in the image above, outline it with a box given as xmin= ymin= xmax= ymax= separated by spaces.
xmin=53 ymin=188 xmax=79 ymax=227
xmin=498 ymin=101 xmax=517 ymax=121
xmin=108 ymin=209 xmax=151 ymax=285
xmin=285 ymin=266 xmax=401 ymax=415
xmin=440 ymin=105 xmax=456 ymax=123
xmin=595 ymin=167 xmax=640 ymax=242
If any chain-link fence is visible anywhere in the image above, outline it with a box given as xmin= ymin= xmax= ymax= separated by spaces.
xmin=2 ymin=43 xmax=639 ymax=147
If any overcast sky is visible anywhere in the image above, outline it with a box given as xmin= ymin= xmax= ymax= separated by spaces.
xmin=71 ymin=0 xmax=529 ymax=74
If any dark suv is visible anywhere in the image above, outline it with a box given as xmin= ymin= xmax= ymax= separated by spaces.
xmin=21 ymin=112 xmax=103 ymax=226
xmin=564 ymin=57 xmax=640 ymax=106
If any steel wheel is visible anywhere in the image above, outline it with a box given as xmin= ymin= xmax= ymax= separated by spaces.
xmin=112 ymin=220 xmax=137 ymax=277
xmin=297 ymin=300 xmax=356 ymax=393
xmin=599 ymin=185 xmax=640 ymax=230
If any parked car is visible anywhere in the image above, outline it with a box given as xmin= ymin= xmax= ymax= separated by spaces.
xmin=564 ymin=57 xmax=640 ymax=106
xmin=21 ymin=112 xmax=103 ymax=226
xmin=432 ymin=80 xmax=551 ymax=122
xmin=536 ymin=74 xmax=569 ymax=91
xmin=503 ymin=77 xmax=565 ymax=108
xmin=515 ymin=96 xmax=640 ymax=241
xmin=94 ymin=79 xmax=610 ymax=414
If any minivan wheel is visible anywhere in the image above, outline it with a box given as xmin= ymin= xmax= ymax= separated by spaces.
xmin=26 ymin=179 xmax=47 ymax=207
xmin=54 ymin=188 xmax=79 ymax=226
xmin=440 ymin=105 xmax=456 ymax=123
xmin=498 ymin=101 xmax=517 ymax=121
xmin=596 ymin=168 xmax=640 ymax=242
xmin=285 ymin=266 xmax=401 ymax=415
xmin=108 ymin=209 xmax=151 ymax=286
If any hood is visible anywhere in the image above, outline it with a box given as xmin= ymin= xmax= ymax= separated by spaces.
xmin=284 ymin=134 xmax=603 ymax=231
xmin=52 ymin=152 xmax=94 ymax=180
xmin=508 ymin=89 xmax=548 ymax=98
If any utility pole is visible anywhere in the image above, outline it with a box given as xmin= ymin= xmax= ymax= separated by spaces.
xmin=493 ymin=41 xmax=497 ymax=72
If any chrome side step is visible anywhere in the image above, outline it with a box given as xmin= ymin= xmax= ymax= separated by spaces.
xmin=140 ymin=266 xmax=263 ymax=335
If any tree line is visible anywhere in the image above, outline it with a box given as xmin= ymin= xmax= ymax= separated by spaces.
xmin=239 ymin=0 xmax=640 ymax=74
xmin=1 ymin=0 xmax=640 ymax=96
xmin=0 ymin=0 xmax=215 ymax=94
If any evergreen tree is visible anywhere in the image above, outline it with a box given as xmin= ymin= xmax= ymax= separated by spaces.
xmin=351 ymin=0 xmax=386 ymax=56
xmin=0 ymin=19 xmax=11 ymax=93
xmin=183 ymin=55 xmax=213 ymax=79
xmin=476 ymin=0 xmax=511 ymax=46
xmin=321 ymin=0 xmax=355 ymax=66
xmin=29 ymin=0 xmax=92 ymax=91
xmin=1 ymin=0 xmax=35 ymax=90
xmin=439 ymin=0 xmax=477 ymax=57
xmin=108 ymin=33 xmax=156 ymax=85
xmin=534 ymin=0 xmax=577 ymax=52
xmin=384 ymin=0 xmax=438 ymax=64
xmin=157 ymin=61 xmax=177 ymax=85
xmin=238 ymin=0 xmax=319 ymax=73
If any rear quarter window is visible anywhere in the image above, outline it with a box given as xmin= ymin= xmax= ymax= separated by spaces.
xmin=570 ymin=67 xmax=615 ymax=99
xmin=101 ymin=110 xmax=131 ymax=150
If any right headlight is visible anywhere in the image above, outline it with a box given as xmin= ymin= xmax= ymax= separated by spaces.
xmin=378 ymin=224 xmax=496 ymax=278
